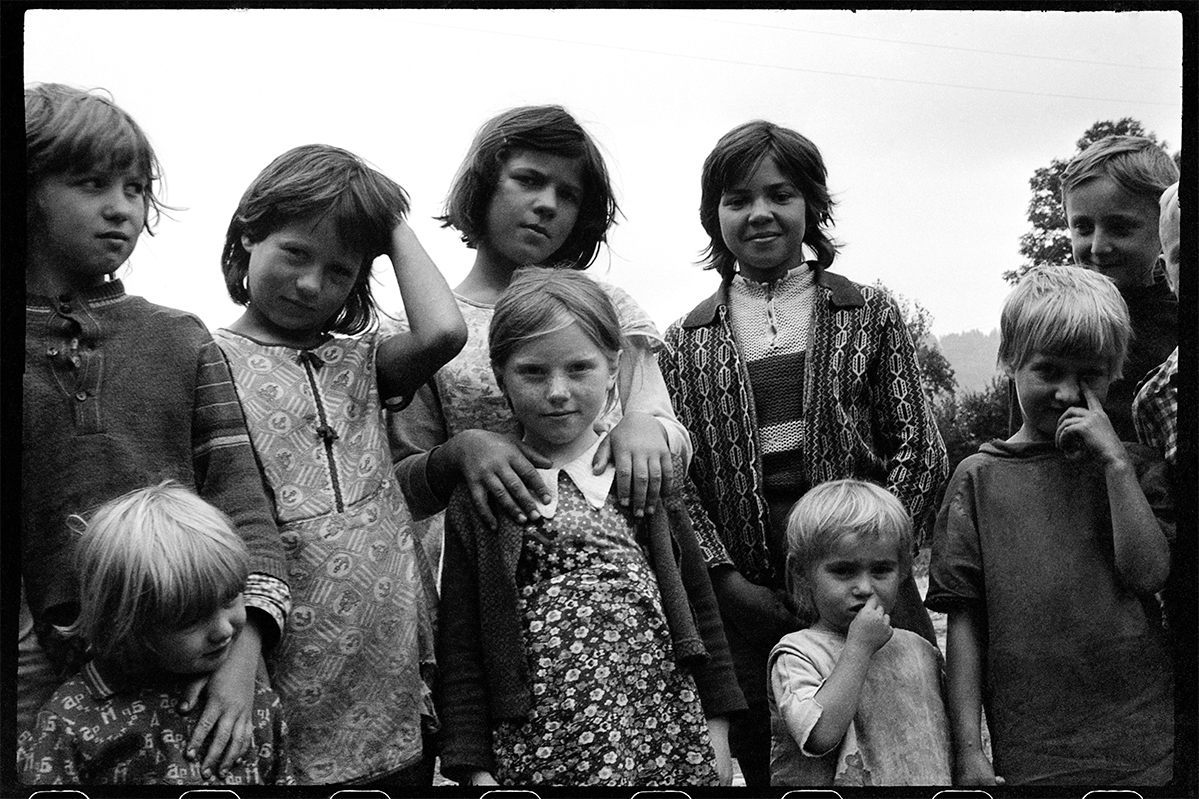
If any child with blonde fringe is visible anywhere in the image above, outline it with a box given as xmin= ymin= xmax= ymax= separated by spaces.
xmin=769 ymin=479 xmax=950 ymax=786
xmin=927 ymin=266 xmax=1174 ymax=786
xmin=18 ymin=482 xmax=294 ymax=786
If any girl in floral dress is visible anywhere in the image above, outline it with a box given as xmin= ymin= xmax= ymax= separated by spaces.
xmin=436 ymin=268 xmax=745 ymax=787
xmin=213 ymin=144 xmax=466 ymax=785
xmin=389 ymin=106 xmax=690 ymax=566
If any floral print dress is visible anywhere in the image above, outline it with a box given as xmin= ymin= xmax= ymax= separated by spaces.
xmin=490 ymin=472 xmax=717 ymax=787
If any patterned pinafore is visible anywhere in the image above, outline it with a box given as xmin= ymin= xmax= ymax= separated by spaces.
xmin=215 ymin=329 xmax=436 ymax=785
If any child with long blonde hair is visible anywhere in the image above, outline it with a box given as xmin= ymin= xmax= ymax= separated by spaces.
xmin=19 ymin=482 xmax=294 ymax=786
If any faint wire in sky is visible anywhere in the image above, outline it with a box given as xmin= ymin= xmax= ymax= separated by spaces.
xmin=396 ymin=18 xmax=1181 ymax=109
xmin=665 ymin=12 xmax=1179 ymax=72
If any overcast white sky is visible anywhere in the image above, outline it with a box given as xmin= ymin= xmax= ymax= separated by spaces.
xmin=22 ymin=7 xmax=1184 ymax=337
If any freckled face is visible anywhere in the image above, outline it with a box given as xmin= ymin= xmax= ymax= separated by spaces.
xmin=496 ymin=320 xmax=619 ymax=464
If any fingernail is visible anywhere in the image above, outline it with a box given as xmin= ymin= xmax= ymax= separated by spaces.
xmin=202 ymin=769 xmax=212 ymax=779
xmin=516 ymin=514 xmax=527 ymax=524
xmin=187 ymin=749 xmax=196 ymax=760
xmin=540 ymin=494 xmax=552 ymax=504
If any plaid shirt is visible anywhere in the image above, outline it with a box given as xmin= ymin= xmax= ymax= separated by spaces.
xmin=1133 ymin=347 xmax=1178 ymax=466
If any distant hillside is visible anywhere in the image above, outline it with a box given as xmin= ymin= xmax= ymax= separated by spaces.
xmin=938 ymin=328 xmax=1002 ymax=394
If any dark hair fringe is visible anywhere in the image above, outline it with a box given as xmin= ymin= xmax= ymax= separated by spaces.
xmin=439 ymin=105 xmax=619 ymax=270
xmin=698 ymin=120 xmax=840 ymax=282
xmin=220 ymin=144 xmax=410 ymax=336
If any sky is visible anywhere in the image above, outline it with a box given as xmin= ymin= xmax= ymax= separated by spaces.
xmin=21 ymin=7 xmax=1185 ymax=338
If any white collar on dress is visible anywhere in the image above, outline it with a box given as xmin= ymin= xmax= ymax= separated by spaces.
xmin=531 ymin=437 xmax=615 ymax=519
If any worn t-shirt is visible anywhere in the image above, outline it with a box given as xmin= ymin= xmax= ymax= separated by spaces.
xmin=926 ymin=439 xmax=1174 ymax=786
xmin=768 ymin=627 xmax=951 ymax=786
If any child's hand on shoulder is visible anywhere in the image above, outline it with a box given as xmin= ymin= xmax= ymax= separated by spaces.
xmin=1056 ymin=384 xmax=1126 ymax=467
xmin=846 ymin=594 xmax=892 ymax=655
xmin=442 ymin=430 xmax=553 ymax=529
xmin=593 ymin=410 xmax=674 ymax=518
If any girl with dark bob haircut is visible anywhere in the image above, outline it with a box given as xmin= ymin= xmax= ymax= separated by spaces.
xmin=661 ymin=119 xmax=947 ymax=787
xmin=221 ymin=144 xmax=409 ymax=336
xmin=390 ymin=104 xmax=692 ymax=568
xmin=439 ymin=104 xmax=619 ymax=269
xmin=699 ymin=120 xmax=839 ymax=281
xmin=213 ymin=142 xmax=465 ymax=785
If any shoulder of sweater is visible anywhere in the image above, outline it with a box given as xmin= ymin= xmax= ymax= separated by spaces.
xmin=815 ymin=268 xmax=867 ymax=309
xmin=111 ymin=295 xmax=213 ymax=340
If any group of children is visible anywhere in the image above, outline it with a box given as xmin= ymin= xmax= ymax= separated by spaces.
xmin=16 ymin=79 xmax=1185 ymax=790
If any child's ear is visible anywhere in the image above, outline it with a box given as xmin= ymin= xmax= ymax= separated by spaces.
xmin=492 ymin=364 xmax=507 ymax=396
xmin=240 ymin=234 xmax=257 ymax=253
xmin=608 ymin=349 xmax=622 ymax=388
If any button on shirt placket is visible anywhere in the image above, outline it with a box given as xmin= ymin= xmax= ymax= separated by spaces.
xmin=50 ymin=299 xmax=102 ymax=432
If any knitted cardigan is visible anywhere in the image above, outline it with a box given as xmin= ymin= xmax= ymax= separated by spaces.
xmin=661 ymin=268 xmax=948 ymax=586
xmin=436 ymin=482 xmax=746 ymax=778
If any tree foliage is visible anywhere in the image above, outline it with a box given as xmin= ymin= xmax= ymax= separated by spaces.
xmin=876 ymin=282 xmax=957 ymax=403
xmin=876 ymin=282 xmax=1012 ymax=476
xmin=934 ymin=376 xmax=1012 ymax=474
xmin=1007 ymin=118 xmax=1181 ymax=285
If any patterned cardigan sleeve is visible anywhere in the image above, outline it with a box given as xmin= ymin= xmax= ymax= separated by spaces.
xmin=867 ymin=291 xmax=949 ymax=540
xmin=660 ymin=322 xmax=737 ymax=569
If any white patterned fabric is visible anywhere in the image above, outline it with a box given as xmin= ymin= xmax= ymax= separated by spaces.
xmin=214 ymin=328 xmax=436 ymax=785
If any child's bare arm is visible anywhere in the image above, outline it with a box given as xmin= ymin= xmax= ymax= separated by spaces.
xmin=181 ymin=615 xmax=265 ymax=778
xmin=1057 ymin=385 xmax=1170 ymax=594
xmin=706 ymin=715 xmax=733 ymax=785
xmin=946 ymin=605 xmax=1003 ymax=786
xmin=377 ymin=221 xmax=467 ymax=401
xmin=805 ymin=595 xmax=893 ymax=754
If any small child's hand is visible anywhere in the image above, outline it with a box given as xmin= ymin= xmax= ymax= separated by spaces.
xmin=845 ymin=594 xmax=892 ymax=655
xmin=1056 ymin=384 xmax=1125 ymax=466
